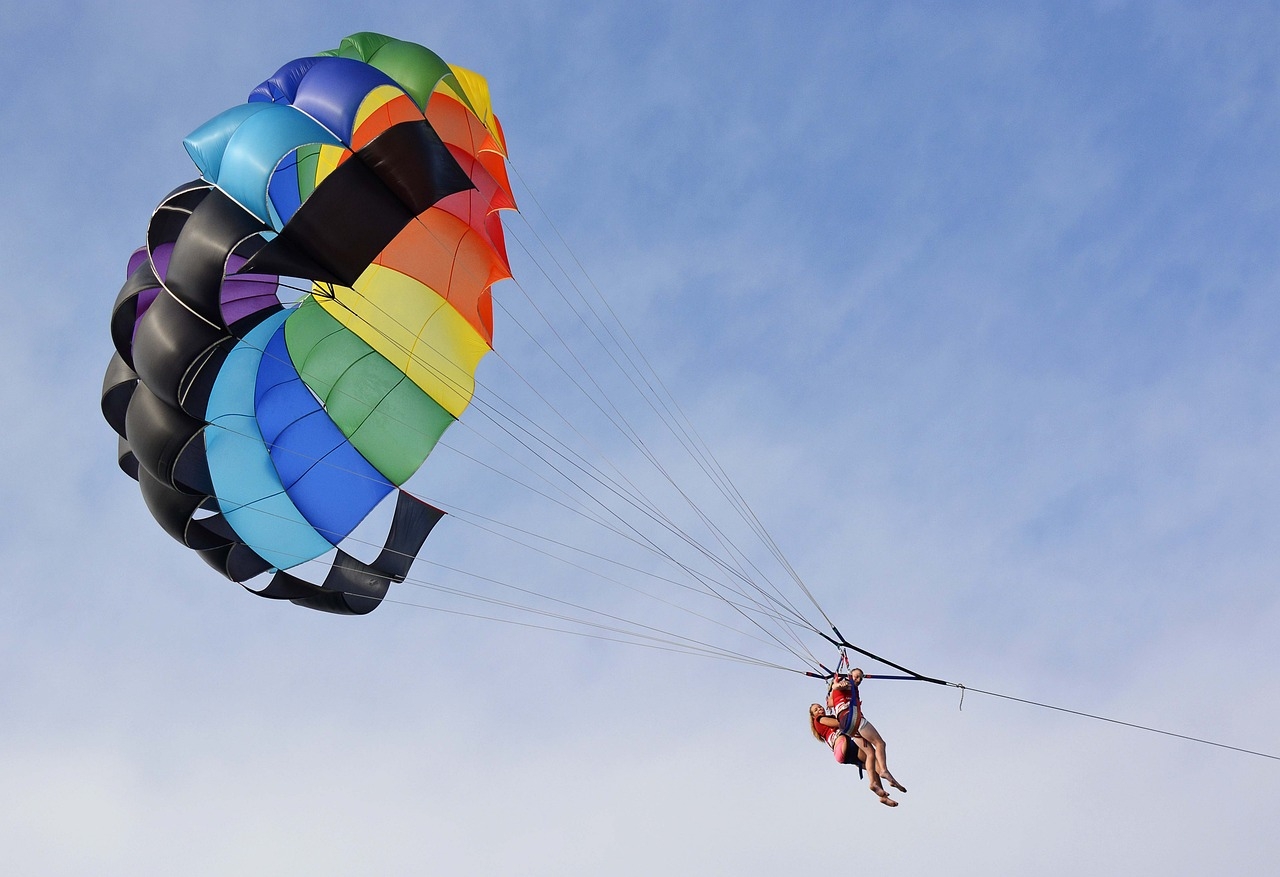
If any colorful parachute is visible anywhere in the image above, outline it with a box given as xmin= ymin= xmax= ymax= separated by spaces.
xmin=101 ymin=33 xmax=517 ymax=614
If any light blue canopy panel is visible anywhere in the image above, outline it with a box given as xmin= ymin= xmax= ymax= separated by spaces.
xmin=204 ymin=310 xmax=333 ymax=570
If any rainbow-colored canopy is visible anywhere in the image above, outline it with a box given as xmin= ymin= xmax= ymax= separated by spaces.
xmin=102 ymin=33 xmax=516 ymax=614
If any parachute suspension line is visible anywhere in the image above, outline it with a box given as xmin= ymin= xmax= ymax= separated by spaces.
xmin=494 ymin=231 xmax=827 ymax=657
xmin=197 ymin=411 xmax=819 ymax=658
xmin=400 ymin=555 xmax=798 ymax=667
xmin=478 ymin=341 xmax=826 ymax=670
xmin=502 ymin=164 xmax=772 ymax=530
xmin=378 ymin=592 xmax=808 ymax=673
xmin=421 ymin=513 xmax=813 ymax=649
xmin=433 ymin=425 xmax=826 ymax=667
xmin=299 ymin=210 xmax=830 ymax=658
xmin=397 ymin=575 xmax=798 ymax=668
xmin=489 ymin=234 xmax=765 ymax=590
xmin=500 ymin=218 xmax=815 ymax=617
xmin=170 ymin=193 xmax=832 ymax=673
xmin=187 ymin=437 xmax=815 ymax=668
xmin=484 ymin=292 xmax=824 ymax=653
xmin=389 ymin=204 xmax=832 ymax=667
xmin=473 ymin=337 xmax=748 ymax=581
xmin=489 ymin=268 xmax=821 ymax=643
xmin=417 ymin=436 xmax=826 ymax=663
xmin=481 ymin=286 xmax=829 ymax=665
xmin=208 ymin=294 xmax=828 ymax=674
xmin=313 ymin=213 xmax=762 ymax=604
xmin=195 ymin=326 xmax=824 ymax=669
xmin=195 ymin=404 xmax=825 ymax=670
xmin=491 ymin=206 xmax=835 ymax=666
xmin=504 ymin=160 xmax=839 ymax=631
xmin=430 ymin=356 xmax=820 ymax=659
xmin=355 ymin=203 xmax=803 ymax=635
xmin=495 ymin=224 xmax=839 ymax=666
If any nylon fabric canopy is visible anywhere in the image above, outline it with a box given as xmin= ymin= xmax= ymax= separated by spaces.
xmin=102 ymin=33 xmax=516 ymax=614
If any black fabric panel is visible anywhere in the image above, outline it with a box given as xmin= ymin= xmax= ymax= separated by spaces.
xmin=129 ymin=289 xmax=229 ymax=416
xmin=192 ymin=543 xmax=240 ymax=580
xmin=249 ymin=573 xmax=331 ymax=603
xmin=360 ymin=119 xmax=475 ymax=215
xmin=109 ymin=182 xmax=211 ymax=373
xmin=195 ymin=507 xmax=245 ymax=542
xmin=117 ymin=435 xmax=139 ymax=481
xmin=176 ymin=336 xmax=237 ymax=419
xmin=378 ymin=490 xmax=447 ymax=581
xmin=110 ymin=260 xmax=159 ymax=368
xmin=240 ymin=120 xmax=475 ymax=287
xmin=222 ymin=543 xmax=274 ymax=583
xmin=250 ymin=557 xmax=384 ymax=612
xmin=147 ymin=180 xmax=212 ymax=247
xmin=119 ymin=183 xmax=217 ymax=371
xmin=136 ymin=467 xmax=272 ymax=581
xmin=251 ymin=491 xmax=447 ymax=615
xmin=157 ymin=179 xmax=212 ymax=213
xmin=163 ymin=188 xmax=270 ymax=324
xmin=101 ymin=352 xmax=138 ymax=439
xmin=123 ymin=383 xmax=212 ymax=495
xmin=292 ymin=550 xmax=393 ymax=615
xmin=136 ymin=188 xmax=277 ymax=416
xmin=196 ymin=541 xmax=274 ymax=583
xmin=240 ymin=156 xmax=415 ymax=286
xmin=137 ymin=466 xmax=224 ymax=549
xmin=256 ymin=551 xmax=390 ymax=615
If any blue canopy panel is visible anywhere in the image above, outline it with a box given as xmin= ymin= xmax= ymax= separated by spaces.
xmin=183 ymin=102 xmax=342 ymax=226
xmin=266 ymin=151 xmax=306 ymax=233
xmin=248 ymin=56 xmax=325 ymax=104
xmin=247 ymin=56 xmax=402 ymax=142
xmin=255 ymin=323 xmax=395 ymax=544
xmin=205 ymin=310 xmax=334 ymax=570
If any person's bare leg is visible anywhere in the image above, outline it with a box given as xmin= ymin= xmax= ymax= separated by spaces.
xmin=858 ymin=722 xmax=905 ymax=793
xmin=852 ymin=736 xmax=891 ymax=801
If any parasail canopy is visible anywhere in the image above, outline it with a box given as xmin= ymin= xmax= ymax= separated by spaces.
xmin=102 ymin=33 xmax=517 ymax=614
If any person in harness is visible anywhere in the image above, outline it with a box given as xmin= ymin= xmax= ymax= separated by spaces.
xmin=809 ymin=702 xmax=898 ymax=807
xmin=830 ymin=668 xmax=906 ymax=795
xmin=811 ymin=667 xmax=907 ymax=804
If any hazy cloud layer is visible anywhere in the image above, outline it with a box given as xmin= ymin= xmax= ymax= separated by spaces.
xmin=3 ymin=2 xmax=1277 ymax=873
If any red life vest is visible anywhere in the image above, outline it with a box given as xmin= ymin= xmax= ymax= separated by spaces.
xmin=827 ymin=682 xmax=862 ymax=734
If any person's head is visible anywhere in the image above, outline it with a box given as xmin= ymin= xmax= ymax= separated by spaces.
xmin=808 ymin=703 xmax=827 ymax=742
xmin=850 ymin=668 xmax=864 ymax=685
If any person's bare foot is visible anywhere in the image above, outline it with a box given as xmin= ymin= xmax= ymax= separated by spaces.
xmin=878 ymin=794 xmax=898 ymax=807
xmin=886 ymin=777 xmax=907 ymax=793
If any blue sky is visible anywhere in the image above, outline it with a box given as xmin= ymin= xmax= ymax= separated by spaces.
xmin=3 ymin=2 xmax=1278 ymax=873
